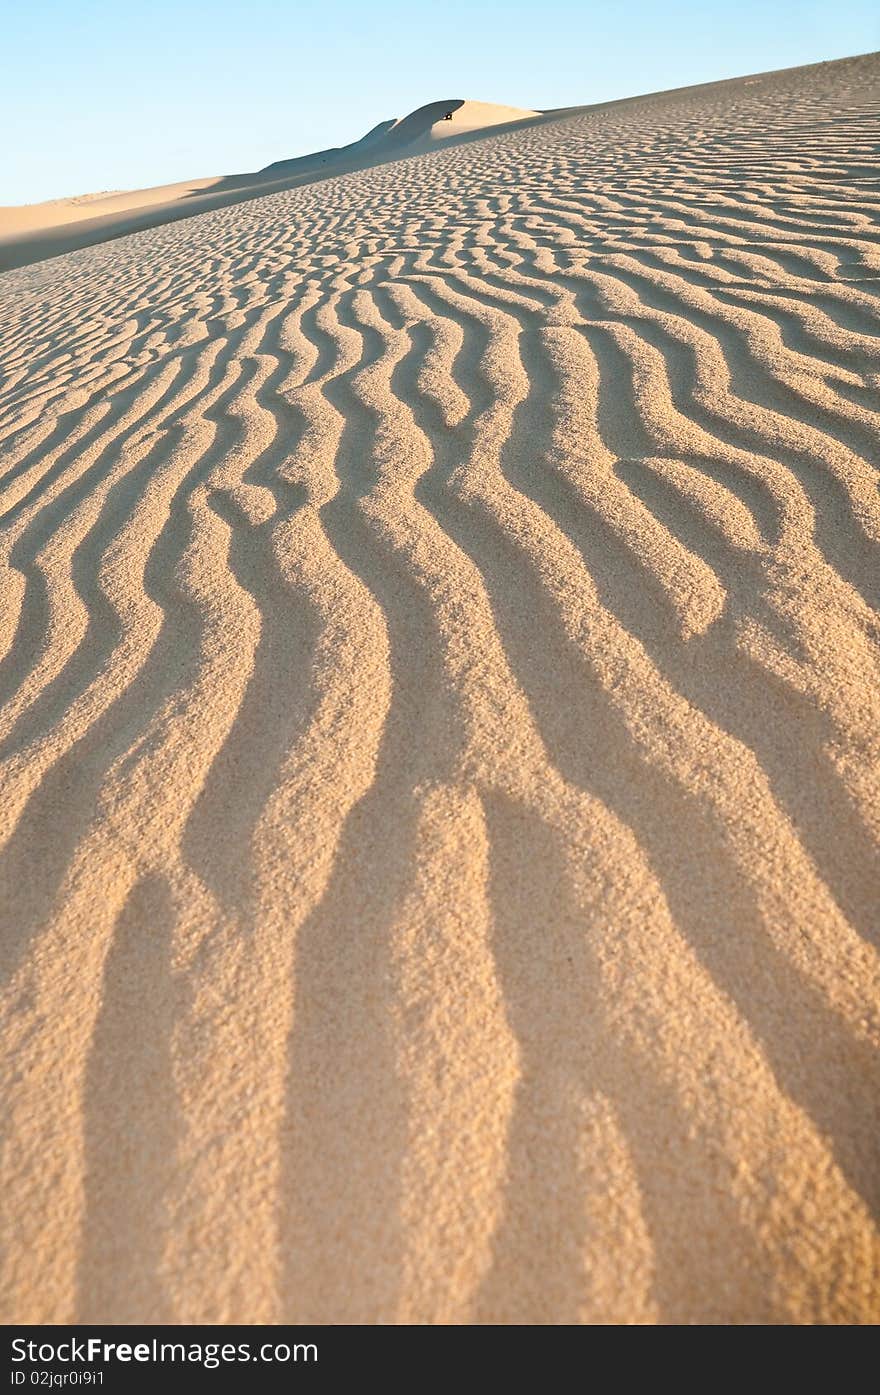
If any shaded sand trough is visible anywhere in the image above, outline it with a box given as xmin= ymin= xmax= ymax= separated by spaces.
xmin=0 ymin=54 xmax=879 ymax=1323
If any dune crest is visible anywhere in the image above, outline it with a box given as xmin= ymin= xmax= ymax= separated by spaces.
xmin=0 ymin=53 xmax=879 ymax=1325
xmin=384 ymin=98 xmax=539 ymax=146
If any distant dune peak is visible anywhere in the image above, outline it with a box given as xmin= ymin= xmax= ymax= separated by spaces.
xmin=384 ymin=98 xmax=539 ymax=148
xmin=258 ymin=97 xmax=539 ymax=178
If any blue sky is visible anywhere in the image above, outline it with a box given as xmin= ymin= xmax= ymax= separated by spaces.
xmin=3 ymin=0 xmax=878 ymax=204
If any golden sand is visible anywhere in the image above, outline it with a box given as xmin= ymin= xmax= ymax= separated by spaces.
xmin=0 ymin=55 xmax=878 ymax=1323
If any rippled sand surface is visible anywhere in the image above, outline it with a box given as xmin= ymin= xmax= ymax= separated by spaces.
xmin=0 ymin=54 xmax=878 ymax=1323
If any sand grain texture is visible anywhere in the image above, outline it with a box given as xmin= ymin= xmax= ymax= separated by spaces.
xmin=1 ymin=55 xmax=879 ymax=1324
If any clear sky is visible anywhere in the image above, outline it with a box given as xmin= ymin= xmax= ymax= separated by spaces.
xmin=3 ymin=0 xmax=878 ymax=205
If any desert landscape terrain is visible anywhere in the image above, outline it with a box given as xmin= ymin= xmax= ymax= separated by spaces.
xmin=0 ymin=53 xmax=878 ymax=1324
xmin=0 ymin=100 xmax=540 ymax=273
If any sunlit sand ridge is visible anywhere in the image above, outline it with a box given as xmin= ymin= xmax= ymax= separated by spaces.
xmin=0 ymin=54 xmax=878 ymax=1324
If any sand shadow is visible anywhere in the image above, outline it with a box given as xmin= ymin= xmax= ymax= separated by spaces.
xmin=77 ymin=874 xmax=179 ymax=1322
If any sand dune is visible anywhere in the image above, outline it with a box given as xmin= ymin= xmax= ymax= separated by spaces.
xmin=0 ymin=100 xmax=540 ymax=273
xmin=0 ymin=52 xmax=879 ymax=1324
